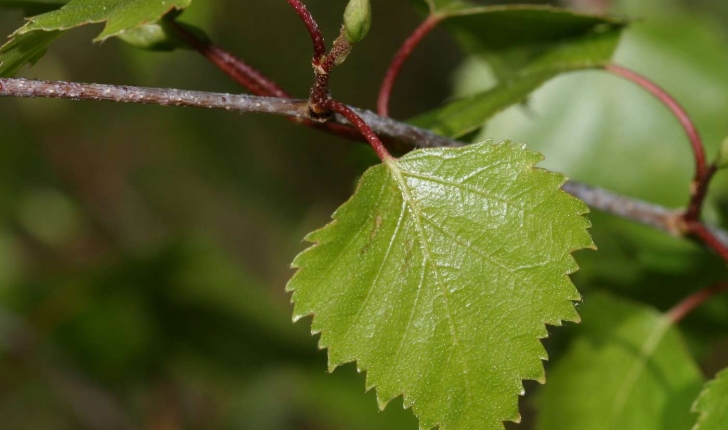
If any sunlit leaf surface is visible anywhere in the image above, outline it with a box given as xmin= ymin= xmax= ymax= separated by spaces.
xmin=288 ymin=141 xmax=593 ymax=429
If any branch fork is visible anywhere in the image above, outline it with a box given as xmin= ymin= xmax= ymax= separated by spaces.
xmin=4 ymin=1 xmax=728 ymax=322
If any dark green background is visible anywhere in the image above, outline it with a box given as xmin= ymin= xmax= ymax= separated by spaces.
xmin=0 ymin=0 xmax=727 ymax=429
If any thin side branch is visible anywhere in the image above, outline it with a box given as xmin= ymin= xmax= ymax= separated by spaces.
xmin=2 ymin=77 xmax=727 ymax=253
xmin=330 ymin=99 xmax=392 ymax=161
xmin=605 ymin=64 xmax=713 ymax=223
xmin=605 ymin=64 xmax=706 ymax=181
xmin=668 ymin=282 xmax=728 ymax=324
xmin=286 ymin=0 xmax=326 ymax=62
xmin=378 ymin=14 xmax=442 ymax=117
xmin=170 ymin=22 xmax=291 ymax=98
xmin=170 ymin=21 xmax=368 ymax=143
xmin=309 ymin=33 xmax=353 ymax=120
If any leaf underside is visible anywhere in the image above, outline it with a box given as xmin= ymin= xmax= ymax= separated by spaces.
xmin=536 ymin=293 xmax=704 ymax=430
xmin=0 ymin=29 xmax=61 ymax=77
xmin=287 ymin=141 xmax=593 ymax=430
xmin=409 ymin=4 xmax=625 ymax=138
xmin=692 ymin=368 xmax=728 ymax=430
xmin=19 ymin=0 xmax=192 ymax=40
xmin=0 ymin=0 xmax=193 ymax=76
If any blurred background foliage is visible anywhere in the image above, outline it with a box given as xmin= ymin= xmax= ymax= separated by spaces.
xmin=0 ymin=0 xmax=727 ymax=429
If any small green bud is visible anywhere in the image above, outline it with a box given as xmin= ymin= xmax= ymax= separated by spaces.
xmin=343 ymin=0 xmax=372 ymax=43
xmin=716 ymin=137 xmax=728 ymax=169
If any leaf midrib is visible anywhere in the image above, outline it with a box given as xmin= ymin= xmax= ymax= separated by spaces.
xmin=610 ymin=316 xmax=671 ymax=427
xmin=386 ymin=159 xmax=473 ymax=416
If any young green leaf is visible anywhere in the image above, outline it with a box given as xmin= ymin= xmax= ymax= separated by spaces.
xmin=18 ymin=0 xmax=192 ymax=41
xmin=343 ymin=0 xmax=372 ymax=44
xmin=691 ymin=368 xmax=728 ymax=430
xmin=407 ymin=0 xmax=471 ymax=15
xmin=410 ymin=4 xmax=626 ymax=82
xmin=408 ymin=6 xmax=624 ymax=137
xmin=536 ymin=293 xmax=704 ymax=430
xmin=287 ymin=140 xmax=593 ymax=430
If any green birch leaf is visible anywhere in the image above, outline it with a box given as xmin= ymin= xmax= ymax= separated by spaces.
xmin=407 ymin=2 xmax=625 ymax=81
xmin=287 ymin=140 xmax=593 ymax=430
xmin=536 ymin=293 xmax=704 ymax=430
xmin=0 ymin=30 xmax=61 ymax=77
xmin=441 ymin=6 xmax=624 ymax=80
xmin=408 ymin=5 xmax=624 ymax=137
xmin=692 ymin=368 xmax=728 ymax=430
xmin=411 ymin=27 xmax=621 ymax=137
xmin=18 ymin=0 xmax=192 ymax=41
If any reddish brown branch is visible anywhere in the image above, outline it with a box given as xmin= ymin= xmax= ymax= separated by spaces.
xmin=309 ymin=35 xmax=353 ymax=120
xmin=170 ymin=22 xmax=366 ymax=142
xmin=5 ymin=77 xmax=728 ymax=256
xmin=378 ymin=15 xmax=442 ymax=117
xmin=170 ymin=22 xmax=290 ymax=98
xmin=605 ymin=64 xmax=710 ymax=219
xmin=684 ymin=222 xmax=728 ymax=261
xmin=668 ymin=282 xmax=728 ymax=324
xmin=329 ymin=99 xmax=392 ymax=161
xmin=685 ymin=163 xmax=718 ymax=222
xmin=286 ymin=0 xmax=327 ymax=62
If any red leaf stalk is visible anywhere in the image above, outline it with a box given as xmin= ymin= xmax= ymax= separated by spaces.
xmin=685 ymin=222 xmax=728 ymax=261
xmin=286 ymin=0 xmax=327 ymax=62
xmin=668 ymin=282 xmax=728 ymax=324
xmin=377 ymin=15 xmax=442 ymax=117
xmin=171 ymin=22 xmax=290 ymax=98
xmin=605 ymin=64 xmax=711 ymax=221
xmin=329 ymin=100 xmax=392 ymax=161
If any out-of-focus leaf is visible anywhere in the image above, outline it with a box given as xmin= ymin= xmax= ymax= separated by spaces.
xmin=0 ymin=30 xmax=61 ymax=77
xmin=224 ymin=366 xmax=419 ymax=430
xmin=572 ymin=213 xmax=728 ymax=341
xmin=408 ymin=2 xmax=625 ymax=80
xmin=0 ymin=0 xmax=66 ymax=15
xmin=288 ymin=141 xmax=593 ymax=430
xmin=464 ymin=17 xmax=728 ymax=208
xmin=411 ymin=26 xmax=622 ymax=137
xmin=536 ymin=293 xmax=704 ymax=430
xmin=19 ymin=0 xmax=192 ymax=41
xmin=443 ymin=6 xmax=624 ymax=79
xmin=691 ymin=368 xmax=728 ymax=430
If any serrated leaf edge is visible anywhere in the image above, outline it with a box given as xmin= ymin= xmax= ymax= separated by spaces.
xmin=691 ymin=368 xmax=728 ymax=430
xmin=287 ymin=140 xmax=593 ymax=430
